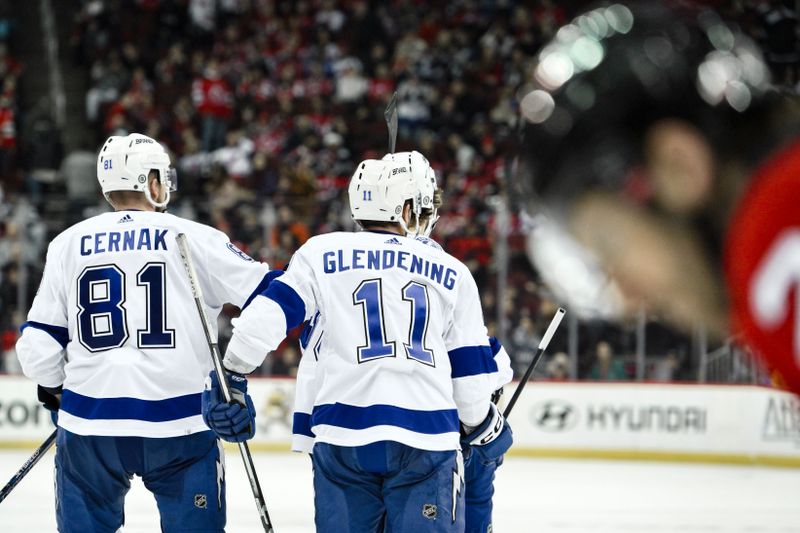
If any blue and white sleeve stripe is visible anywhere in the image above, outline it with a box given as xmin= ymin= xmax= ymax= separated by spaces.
xmin=293 ymin=412 xmax=314 ymax=438
xmin=20 ymin=321 xmax=69 ymax=348
xmin=16 ymin=321 xmax=69 ymax=388
xmin=489 ymin=336 xmax=514 ymax=388
xmin=448 ymin=345 xmax=498 ymax=378
xmin=242 ymin=269 xmax=284 ymax=310
xmin=263 ymin=279 xmax=307 ymax=333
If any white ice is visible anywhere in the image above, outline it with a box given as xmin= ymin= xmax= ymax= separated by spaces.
xmin=1 ymin=450 xmax=799 ymax=532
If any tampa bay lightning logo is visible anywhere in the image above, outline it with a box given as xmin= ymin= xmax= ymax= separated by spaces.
xmin=414 ymin=236 xmax=443 ymax=250
xmin=226 ymin=242 xmax=255 ymax=262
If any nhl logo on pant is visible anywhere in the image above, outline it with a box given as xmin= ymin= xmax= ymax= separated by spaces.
xmin=194 ymin=494 xmax=208 ymax=509
xmin=422 ymin=503 xmax=437 ymax=520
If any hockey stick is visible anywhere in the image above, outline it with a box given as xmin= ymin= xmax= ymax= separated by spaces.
xmin=503 ymin=307 xmax=565 ymax=418
xmin=0 ymin=429 xmax=56 ymax=504
xmin=384 ymin=91 xmax=398 ymax=153
xmin=175 ymin=233 xmax=274 ymax=533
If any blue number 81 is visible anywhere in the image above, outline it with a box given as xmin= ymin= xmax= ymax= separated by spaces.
xmin=77 ymin=263 xmax=174 ymax=352
xmin=77 ymin=265 xmax=128 ymax=351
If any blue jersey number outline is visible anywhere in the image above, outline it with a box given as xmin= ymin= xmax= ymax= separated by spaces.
xmin=401 ymin=281 xmax=434 ymax=365
xmin=77 ymin=262 xmax=175 ymax=352
xmin=353 ymin=279 xmax=434 ymax=366
xmin=77 ymin=264 xmax=129 ymax=352
xmin=353 ymin=279 xmax=395 ymax=362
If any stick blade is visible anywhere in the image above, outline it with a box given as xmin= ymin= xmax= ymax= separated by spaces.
xmin=384 ymin=91 xmax=398 ymax=153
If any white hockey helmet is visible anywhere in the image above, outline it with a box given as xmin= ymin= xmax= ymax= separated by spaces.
xmin=348 ymin=157 xmax=417 ymax=230
xmin=97 ymin=133 xmax=177 ymax=209
xmin=384 ymin=151 xmax=439 ymax=237
xmin=348 ymin=150 xmax=438 ymax=236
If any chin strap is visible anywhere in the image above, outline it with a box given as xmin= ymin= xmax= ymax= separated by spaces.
xmin=399 ymin=216 xmax=416 ymax=237
xmin=402 ymin=193 xmax=426 ymax=238
xmin=420 ymin=207 xmax=439 ymax=238
xmin=144 ymin=183 xmax=170 ymax=209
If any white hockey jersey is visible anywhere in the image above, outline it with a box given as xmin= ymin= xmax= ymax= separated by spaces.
xmin=291 ymin=311 xmax=324 ymax=453
xmin=289 ymin=236 xmax=514 ymax=453
xmin=291 ymin=329 xmax=514 ymax=453
xmin=227 ymin=230 xmax=501 ymax=451
xmin=16 ymin=210 xmax=271 ymax=438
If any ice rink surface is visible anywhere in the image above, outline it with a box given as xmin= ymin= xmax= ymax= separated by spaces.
xmin=1 ymin=450 xmax=799 ymax=532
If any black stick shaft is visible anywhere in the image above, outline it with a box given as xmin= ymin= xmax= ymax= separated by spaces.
xmin=0 ymin=429 xmax=57 ymax=504
xmin=384 ymin=92 xmax=398 ymax=153
xmin=176 ymin=233 xmax=274 ymax=533
xmin=503 ymin=308 xmax=565 ymax=418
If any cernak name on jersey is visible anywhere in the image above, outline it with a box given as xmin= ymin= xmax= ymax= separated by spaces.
xmin=321 ymin=248 xmax=458 ymax=290
xmin=79 ymin=228 xmax=168 ymax=256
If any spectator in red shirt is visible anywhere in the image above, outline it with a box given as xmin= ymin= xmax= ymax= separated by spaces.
xmin=191 ymin=59 xmax=234 ymax=151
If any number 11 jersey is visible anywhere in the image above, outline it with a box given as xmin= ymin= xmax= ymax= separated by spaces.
xmin=228 ymin=230 xmax=501 ymax=451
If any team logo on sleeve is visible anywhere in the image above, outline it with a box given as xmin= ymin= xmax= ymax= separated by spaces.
xmin=226 ymin=242 xmax=255 ymax=262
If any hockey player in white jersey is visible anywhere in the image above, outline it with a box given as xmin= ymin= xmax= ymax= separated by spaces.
xmin=15 ymin=133 xmax=273 ymax=532
xmin=202 ymin=150 xmax=513 ymax=531
xmin=289 ymin=151 xmax=514 ymax=533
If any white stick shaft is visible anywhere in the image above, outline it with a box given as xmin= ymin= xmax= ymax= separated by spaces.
xmin=175 ymin=234 xmax=234 ymax=402
xmin=175 ymin=232 xmax=273 ymax=532
xmin=538 ymin=307 xmax=566 ymax=349
xmin=504 ymin=307 xmax=566 ymax=419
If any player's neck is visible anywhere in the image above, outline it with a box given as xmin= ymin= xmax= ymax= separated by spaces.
xmin=113 ymin=202 xmax=156 ymax=212
xmin=362 ymin=224 xmax=403 ymax=235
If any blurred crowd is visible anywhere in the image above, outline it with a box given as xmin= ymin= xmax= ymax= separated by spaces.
xmin=0 ymin=0 xmax=39 ymax=375
xmin=68 ymin=0 xmax=577 ymax=378
xmin=0 ymin=3 xmax=17 ymax=180
xmin=1 ymin=0 xmax=796 ymax=382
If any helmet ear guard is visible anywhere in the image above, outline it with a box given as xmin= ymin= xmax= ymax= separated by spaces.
xmin=143 ymin=176 xmax=170 ymax=209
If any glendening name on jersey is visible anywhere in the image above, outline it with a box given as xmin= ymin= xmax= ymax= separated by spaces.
xmin=321 ymin=247 xmax=458 ymax=290
xmin=16 ymin=210 xmax=270 ymax=438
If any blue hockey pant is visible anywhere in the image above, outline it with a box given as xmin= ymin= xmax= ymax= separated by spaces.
xmin=463 ymin=446 xmax=502 ymax=533
xmin=54 ymin=428 xmax=226 ymax=532
xmin=312 ymin=441 xmax=465 ymax=533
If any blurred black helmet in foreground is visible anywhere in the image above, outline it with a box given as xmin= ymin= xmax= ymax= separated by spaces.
xmin=514 ymin=1 xmax=800 ymax=394
xmin=515 ymin=1 xmax=774 ymax=212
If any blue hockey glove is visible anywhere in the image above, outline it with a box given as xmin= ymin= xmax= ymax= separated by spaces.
xmin=202 ymin=370 xmax=256 ymax=442
xmin=460 ymin=402 xmax=513 ymax=466
xmin=37 ymin=384 xmax=62 ymax=426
